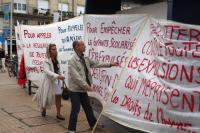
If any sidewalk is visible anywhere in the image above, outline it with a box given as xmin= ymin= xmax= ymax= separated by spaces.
xmin=0 ymin=72 xmax=114 ymax=133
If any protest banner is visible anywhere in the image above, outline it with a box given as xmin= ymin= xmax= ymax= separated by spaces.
xmin=17 ymin=16 xmax=83 ymax=83
xmin=103 ymin=17 xmax=200 ymax=133
xmin=84 ymin=14 xmax=147 ymax=105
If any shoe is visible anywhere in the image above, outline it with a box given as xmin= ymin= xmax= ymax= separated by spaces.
xmin=89 ymin=124 xmax=104 ymax=130
xmin=67 ymin=130 xmax=75 ymax=133
xmin=56 ymin=115 xmax=65 ymax=120
xmin=41 ymin=109 xmax=46 ymax=117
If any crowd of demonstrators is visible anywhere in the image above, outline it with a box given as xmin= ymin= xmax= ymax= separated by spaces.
xmin=67 ymin=41 xmax=119 ymax=133
xmin=33 ymin=44 xmax=65 ymax=120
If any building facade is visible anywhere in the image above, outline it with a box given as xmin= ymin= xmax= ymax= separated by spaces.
xmin=0 ymin=0 xmax=85 ymax=25
xmin=0 ymin=0 xmax=85 ymax=54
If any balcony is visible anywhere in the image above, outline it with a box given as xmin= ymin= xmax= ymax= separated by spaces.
xmin=58 ymin=10 xmax=74 ymax=20
xmin=30 ymin=7 xmax=75 ymax=20
xmin=33 ymin=8 xmax=50 ymax=16
xmin=0 ymin=5 xmax=75 ymax=22
xmin=12 ymin=6 xmax=53 ymax=21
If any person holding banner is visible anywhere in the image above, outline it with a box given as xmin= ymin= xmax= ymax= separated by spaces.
xmin=67 ymin=40 xmax=119 ymax=133
xmin=33 ymin=43 xmax=65 ymax=120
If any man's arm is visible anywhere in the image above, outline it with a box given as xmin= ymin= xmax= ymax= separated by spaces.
xmin=88 ymin=57 xmax=119 ymax=68
xmin=88 ymin=57 xmax=111 ymax=68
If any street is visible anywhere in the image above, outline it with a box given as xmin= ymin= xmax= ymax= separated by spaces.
xmin=0 ymin=72 xmax=145 ymax=133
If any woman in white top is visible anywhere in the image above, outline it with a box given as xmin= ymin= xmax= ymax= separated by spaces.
xmin=33 ymin=44 xmax=65 ymax=120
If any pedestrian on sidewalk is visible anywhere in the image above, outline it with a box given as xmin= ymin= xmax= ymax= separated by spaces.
xmin=67 ymin=40 xmax=119 ymax=133
xmin=0 ymin=48 xmax=6 ymax=73
xmin=33 ymin=43 xmax=65 ymax=120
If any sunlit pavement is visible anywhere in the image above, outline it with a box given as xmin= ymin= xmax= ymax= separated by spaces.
xmin=0 ymin=72 xmax=145 ymax=133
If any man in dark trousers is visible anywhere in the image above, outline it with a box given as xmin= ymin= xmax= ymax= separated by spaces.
xmin=67 ymin=40 xmax=119 ymax=133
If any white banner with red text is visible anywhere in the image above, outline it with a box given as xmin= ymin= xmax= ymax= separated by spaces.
xmin=16 ymin=16 xmax=84 ymax=84
xmin=103 ymin=17 xmax=200 ymax=133
xmin=84 ymin=14 xmax=147 ymax=104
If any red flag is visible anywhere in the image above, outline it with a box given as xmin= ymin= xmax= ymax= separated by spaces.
xmin=18 ymin=54 xmax=27 ymax=86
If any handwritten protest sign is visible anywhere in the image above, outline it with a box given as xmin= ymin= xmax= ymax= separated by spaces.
xmin=17 ymin=16 xmax=83 ymax=83
xmin=103 ymin=17 xmax=200 ymax=133
xmin=84 ymin=14 xmax=147 ymax=104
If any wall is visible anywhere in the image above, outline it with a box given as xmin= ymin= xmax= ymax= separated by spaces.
xmin=118 ymin=2 xmax=167 ymax=19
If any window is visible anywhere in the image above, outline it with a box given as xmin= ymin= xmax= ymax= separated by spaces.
xmin=38 ymin=0 xmax=49 ymax=15
xmin=58 ymin=3 xmax=69 ymax=17
xmin=58 ymin=3 xmax=68 ymax=12
xmin=22 ymin=4 xmax=26 ymax=10
xmin=13 ymin=0 xmax=27 ymax=14
xmin=38 ymin=0 xmax=49 ymax=10
xmin=18 ymin=3 xmax=21 ymax=10
xmin=77 ymin=6 xmax=85 ymax=16
xmin=14 ymin=3 xmax=17 ymax=10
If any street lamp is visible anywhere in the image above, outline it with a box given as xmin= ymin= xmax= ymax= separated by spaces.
xmin=10 ymin=0 xmax=13 ymax=59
